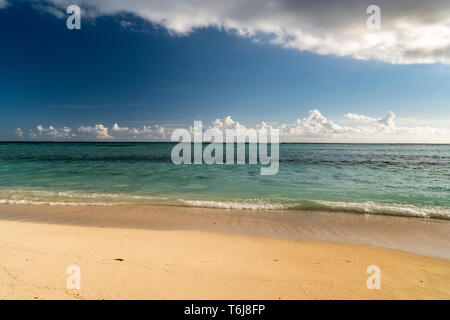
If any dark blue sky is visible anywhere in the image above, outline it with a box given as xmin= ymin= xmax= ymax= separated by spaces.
xmin=1 ymin=2 xmax=450 ymax=140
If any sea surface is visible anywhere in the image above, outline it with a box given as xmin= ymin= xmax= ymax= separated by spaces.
xmin=0 ymin=142 xmax=449 ymax=220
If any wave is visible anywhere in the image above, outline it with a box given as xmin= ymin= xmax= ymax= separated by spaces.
xmin=0 ymin=189 xmax=169 ymax=201
xmin=178 ymin=199 xmax=288 ymax=210
xmin=304 ymin=200 xmax=450 ymax=220
xmin=178 ymin=199 xmax=450 ymax=220
xmin=0 ymin=199 xmax=116 ymax=206
xmin=0 ymin=189 xmax=449 ymax=220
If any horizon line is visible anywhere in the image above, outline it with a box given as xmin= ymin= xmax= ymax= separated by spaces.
xmin=2 ymin=141 xmax=450 ymax=145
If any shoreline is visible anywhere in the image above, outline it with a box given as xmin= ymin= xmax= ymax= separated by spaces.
xmin=0 ymin=203 xmax=449 ymax=299
xmin=1 ymin=203 xmax=449 ymax=259
xmin=1 ymin=193 xmax=449 ymax=221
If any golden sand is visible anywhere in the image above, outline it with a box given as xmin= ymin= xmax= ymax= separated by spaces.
xmin=0 ymin=204 xmax=449 ymax=299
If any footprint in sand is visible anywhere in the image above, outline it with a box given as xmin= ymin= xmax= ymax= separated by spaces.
xmin=100 ymin=258 xmax=125 ymax=264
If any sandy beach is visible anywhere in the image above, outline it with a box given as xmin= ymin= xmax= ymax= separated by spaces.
xmin=0 ymin=204 xmax=449 ymax=300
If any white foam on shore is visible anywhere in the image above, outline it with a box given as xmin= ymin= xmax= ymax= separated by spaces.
xmin=311 ymin=200 xmax=450 ymax=220
xmin=178 ymin=199 xmax=288 ymax=210
xmin=0 ymin=199 xmax=116 ymax=206
xmin=1 ymin=190 xmax=449 ymax=220
xmin=0 ymin=189 xmax=168 ymax=201
xmin=178 ymin=198 xmax=450 ymax=220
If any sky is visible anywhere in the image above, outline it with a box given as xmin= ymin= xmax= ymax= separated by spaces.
xmin=1 ymin=0 xmax=450 ymax=142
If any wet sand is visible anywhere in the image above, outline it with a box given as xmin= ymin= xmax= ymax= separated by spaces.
xmin=0 ymin=204 xmax=449 ymax=299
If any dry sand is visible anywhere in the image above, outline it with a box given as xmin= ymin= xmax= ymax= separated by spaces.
xmin=0 ymin=204 xmax=449 ymax=299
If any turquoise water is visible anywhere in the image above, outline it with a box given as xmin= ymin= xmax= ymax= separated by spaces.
xmin=0 ymin=142 xmax=449 ymax=219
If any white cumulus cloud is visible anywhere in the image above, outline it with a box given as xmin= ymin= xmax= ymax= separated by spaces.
xmin=78 ymin=124 xmax=111 ymax=139
xmin=15 ymin=128 xmax=24 ymax=138
xmin=16 ymin=109 xmax=450 ymax=143
xmin=28 ymin=125 xmax=73 ymax=139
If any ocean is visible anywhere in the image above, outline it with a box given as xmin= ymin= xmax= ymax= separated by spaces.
xmin=0 ymin=142 xmax=449 ymax=220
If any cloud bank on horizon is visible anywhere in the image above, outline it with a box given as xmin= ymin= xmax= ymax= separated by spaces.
xmin=33 ymin=0 xmax=450 ymax=64
xmin=15 ymin=110 xmax=450 ymax=143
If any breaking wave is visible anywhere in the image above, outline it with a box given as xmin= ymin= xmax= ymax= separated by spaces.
xmin=178 ymin=199 xmax=288 ymax=210
xmin=178 ymin=198 xmax=450 ymax=220
xmin=0 ymin=199 xmax=115 ymax=206
xmin=0 ymin=188 xmax=449 ymax=220
xmin=305 ymin=200 xmax=450 ymax=220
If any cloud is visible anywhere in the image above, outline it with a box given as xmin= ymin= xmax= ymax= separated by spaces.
xmin=112 ymin=123 xmax=130 ymax=132
xmin=31 ymin=3 xmax=65 ymax=18
xmin=283 ymin=109 xmax=348 ymax=137
xmin=0 ymin=0 xmax=8 ymax=9
xmin=208 ymin=110 xmax=450 ymax=143
xmin=78 ymin=124 xmax=111 ymax=139
xmin=17 ymin=110 xmax=450 ymax=143
xmin=28 ymin=125 xmax=73 ymax=139
xmin=345 ymin=113 xmax=377 ymax=123
xmin=119 ymin=20 xmax=134 ymax=29
xmin=38 ymin=0 xmax=450 ymax=64
xmin=344 ymin=111 xmax=397 ymax=130
xmin=15 ymin=128 xmax=23 ymax=138
xmin=209 ymin=116 xmax=246 ymax=131
xmin=110 ymin=123 xmax=167 ymax=140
